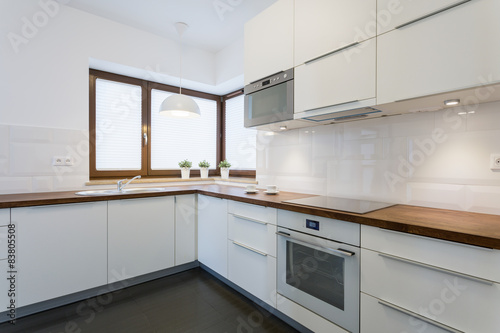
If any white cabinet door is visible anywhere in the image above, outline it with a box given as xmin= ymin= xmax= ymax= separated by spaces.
xmin=0 ymin=260 xmax=8 ymax=314
xmin=228 ymin=240 xmax=276 ymax=307
xmin=294 ymin=39 xmax=376 ymax=114
xmin=294 ymin=0 xmax=376 ymax=66
xmin=361 ymin=293 xmax=450 ymax=333
xmin=377 ymin=0 xmax=466 ymax=35
xmin=377 ymin=0 xmax=500 ymax=104
xmin=13 ymin=202 xmax=107 ymax=307
xmin=244 ymin=0 xmax=294 ymax=84
xmin=108 ymin=197 xmax=175 ymax=282
xmin=197 ymin=195 xmax=228 ymax=277
xmin=175 ymin=194 xmax=197 ymax=266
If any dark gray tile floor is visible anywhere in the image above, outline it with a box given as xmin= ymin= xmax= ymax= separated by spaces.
xmin=0 ymin=268 xmax=300 ymax=333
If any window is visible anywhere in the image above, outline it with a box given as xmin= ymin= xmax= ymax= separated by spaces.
xmin=89 ymin=70 xmax=255 ymax=179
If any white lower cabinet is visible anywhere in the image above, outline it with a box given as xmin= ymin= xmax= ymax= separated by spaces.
xmin=228 ymin=240 xmax=276 ymax=307
xmin=197 ymin=195 xmax=228 ymax=278
xmin=227 ymin=201 xmax=277 ymax=307
xmin=108 ymin=197 xmax=175 ymax=283
xmin=175 ymin=194 xmax=197 ymax=265
xmin=13 ymin=202 xmax=107 ymax=307
xmin=361 ymin=225 xmax=500 ymax=333
xmin=361 ymin=293 xmax=450 ymax=333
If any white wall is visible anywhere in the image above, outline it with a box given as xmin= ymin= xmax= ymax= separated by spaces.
xmin=0 ymin=0 xmax=242 ymax=193
xmin=256 ymin=101 xmax=500 ymax=215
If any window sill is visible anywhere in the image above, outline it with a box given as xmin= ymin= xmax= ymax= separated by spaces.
xmin=85 ymin=177 xmax=257 ymax=187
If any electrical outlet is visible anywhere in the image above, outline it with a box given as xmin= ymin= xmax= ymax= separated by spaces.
xmin=491 ymin=154 xmax=500 ymax=171
xmin=64 ymin=156 xmax=74 ymax=166
xmin=52 ymin=156 xmax=64 ymax=166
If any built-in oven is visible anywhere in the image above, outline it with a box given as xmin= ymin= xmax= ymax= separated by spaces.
xmin=277 ymin=215 xmax=360 ymax=333
xmin=244 ymin=68 xmax=294 ymax=128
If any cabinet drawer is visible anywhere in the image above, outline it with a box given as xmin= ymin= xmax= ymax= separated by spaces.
xmin=228 ymin=214 xmax=276 ymax=257
xmin=278 ymin=210 xmax=360 ymax=246
xmin=361 ymin=248 xmax=500 ymax=333
xmin=227 ymin=201 xmax=276 ymax=225
xmin=277 ymin=295 xmax=349 ymax=333
xmin=361 ymin=225 xmax=500 ymax=282
xmin=361 ymin=293 xmax=452 ymax=333
xmin=295 ymin=38 xmax=376 ymax=114
xmin=228 ymin=240 xmax=276 ymax=307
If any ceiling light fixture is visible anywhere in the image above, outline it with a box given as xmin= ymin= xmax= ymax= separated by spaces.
xmin=444 ymin=99 xmax=460 ymax=106
xmin=279 ymin=125 xmax=287 ymax=130
xmin=159 ymin=22 xmax=200 ymax=118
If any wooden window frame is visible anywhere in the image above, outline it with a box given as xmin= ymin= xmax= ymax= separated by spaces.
xmin=89 ymin=70 xmax=254 ymax=179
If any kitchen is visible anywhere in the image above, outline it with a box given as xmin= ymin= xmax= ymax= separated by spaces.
xmin=1 ymin=0 xmax=500 ymax=332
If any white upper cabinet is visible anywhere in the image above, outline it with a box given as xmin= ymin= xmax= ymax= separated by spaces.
xmin=294 ymin=38 xmax=376 ymax=114
xmin=244 ymin=0 xmax=294 ymax=84
xmin=294 ymin=0 xmax=376 ymax=66
xmin=376 ymin=0 xmax=466 ymax=35
xmin=377 ymin=0 xmax=500 ymax=104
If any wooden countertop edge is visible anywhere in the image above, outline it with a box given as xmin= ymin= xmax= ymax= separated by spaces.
xmin=1 ymin=186 xmax=500 ymax=249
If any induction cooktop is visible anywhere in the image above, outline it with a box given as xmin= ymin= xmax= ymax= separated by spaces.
xmin=283 ymin=196 xmax=395 ymax=214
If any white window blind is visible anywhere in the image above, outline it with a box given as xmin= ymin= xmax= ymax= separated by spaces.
xmin=151 ymin=89 xmax=217 ymax=169
xmin=225 ymin=95 xmax=257 ymax=169
xmin=95 ymin=79 xmax=142 ymax=170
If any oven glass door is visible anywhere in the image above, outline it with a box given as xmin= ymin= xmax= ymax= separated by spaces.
xmin=277 ymin=228 xmax=359 ymax=333
xmin=244 ymin=80 xmax=293 ymax=127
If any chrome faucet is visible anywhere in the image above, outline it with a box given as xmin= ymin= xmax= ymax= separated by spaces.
xmin=117 ymin=175 xmax=141 ymax=191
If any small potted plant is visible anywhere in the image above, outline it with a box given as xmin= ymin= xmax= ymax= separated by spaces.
xmin=198 ymin=160 xmax=210 ymax=178
xmin=218 ymin=159 xmax=231 ymax=179
xmin=178 ymin=159 xmax=192 ymax=179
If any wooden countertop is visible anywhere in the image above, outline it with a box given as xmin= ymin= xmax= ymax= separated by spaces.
xmin=1 ymin=184 xmax=500 ymax=249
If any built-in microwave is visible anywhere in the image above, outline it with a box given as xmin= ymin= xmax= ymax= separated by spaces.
xmin=244 ymin=68 xmax=294 ymax=128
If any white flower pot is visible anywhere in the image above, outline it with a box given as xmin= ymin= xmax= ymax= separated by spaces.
xmin=181 ymin=168 xmax=190 ymax=179
xmin=200 ymin=168 xmax=209 ymax=178
xmin=220 ymin=167 xmax=229 ymax=179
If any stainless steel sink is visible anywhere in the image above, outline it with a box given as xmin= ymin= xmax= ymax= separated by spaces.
xmin=122 ymin=187 xmax=166 ymax=194
xmin=75 ymin=188 xmax=166 ymax=196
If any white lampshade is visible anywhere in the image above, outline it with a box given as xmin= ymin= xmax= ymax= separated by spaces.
xmin=159 ymin=93 xmax=201 ymax=118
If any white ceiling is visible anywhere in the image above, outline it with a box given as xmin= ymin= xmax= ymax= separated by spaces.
xmin=66 ymin=0 xmax=277 ymax=53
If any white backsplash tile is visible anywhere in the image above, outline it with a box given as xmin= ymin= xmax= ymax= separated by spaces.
xmin=343 ymin=116 xmax=389 ymax=141
xmin=0 ymin=125 xmax=8 ymax=176
xmin=466 ymin=100 xmax=500 ymax=132
xmin=434 ymin=108 xmax=468 ymax=133
xmin=407 ymin=182 xmax=466 ymax=211
xmin=10 ymin=125 xmax=53 ymax=143
xmin=32 ymin=177 xmax=54 ymax=192
xmin=465 ymin=185 xmax=500 ymax=215
xmin=387 ymin=112 xmax=435 ymax=138
xmin=51 ymin=175 xmax=88 ymax=192
xmin=0 ymin=177 xmax=32 ymax=194
xmin=267 ymin=144 xmax=311 ymax=176
xmin=408 ymin=130 xmax=500 ymax=186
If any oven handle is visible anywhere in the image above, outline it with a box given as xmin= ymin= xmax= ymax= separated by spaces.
xmin=276 ymin=231 xmax=355 ymax=257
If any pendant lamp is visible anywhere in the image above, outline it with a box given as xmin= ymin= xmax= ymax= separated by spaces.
xmin=159 ymin=22 xmax=201 ymax=118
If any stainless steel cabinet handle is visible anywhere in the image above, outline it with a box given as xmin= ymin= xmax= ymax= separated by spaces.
xmin=395 ymin=0 xmax=471 ymax=30
xmin=232 ymin=213 xmax=268 ymax=225
xmin=378 ymin=253 xmax=494 ymax=286
xmin=378 ymin=300 xmax=464 ymax=333
xmin=233 ymin=241 xmax=267 ymax=256
xmin=276 ymin=232 xmax=355 ymax=257
xmin=305 ymin=42 xmax=360 ymax=65
xmin=143 ymin=133 xmax=148 ymax=146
